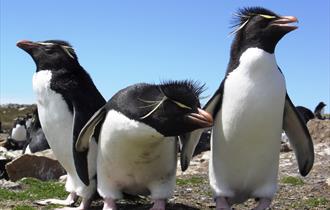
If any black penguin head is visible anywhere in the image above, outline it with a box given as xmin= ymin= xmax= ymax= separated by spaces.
xmin=137 ymin=81 xmax=213 ymax=136
xmin=13 ymin=117 xmax=26 ymax=127
xmin=317 ymin=102 xmax=326 ymax=108
xmin=231 ymin=7 xmax=298 ymax=53
xmin=314 ymin=101 xmax=326 ymax=112
xmin=17 ymin=40 xmax=78 ymax=71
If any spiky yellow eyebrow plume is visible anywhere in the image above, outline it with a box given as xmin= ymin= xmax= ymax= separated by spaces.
xmin=229 ymin=18 xmax=250 ymax=36
xmin=140 ymin=96 xmax=168 ymax=119
xmin=171 ymin=99 xmax=192 ymax=110
xmin=37 ymin=42 xmax=75 ymax=59
xmin=258 ymin=14 xmax=276 ymax=19
xmin=37 ymin=42 xmax=54 ymax=46
xmin=229 ymin=13 xmax=277 ymax=36
xmin=139 ymin=96 xmax=192 ymax=119
xmin=61 ymin=46 xmax=75 ymax=59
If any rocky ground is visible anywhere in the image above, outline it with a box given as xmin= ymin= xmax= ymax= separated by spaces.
xmin=0 ymin=104 xmax=329 ymax=209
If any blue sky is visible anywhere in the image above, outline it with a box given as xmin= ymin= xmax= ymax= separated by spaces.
xmin=1 ymin=1 xmax=329 ymax=112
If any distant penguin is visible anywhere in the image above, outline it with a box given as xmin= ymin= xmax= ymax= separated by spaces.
xmin=11 ymin=117 xmax=27 ymax=142
xmin=180 ymin=7 xmax=314 ymax=210
xmin=296 ymin=106 xmax=315 ymax=124
xmin=314 ymin=102 xmax=326 ymax=120
xmin=24 ymin=113 xmax=33 ymax=129
xmin=23 ymin=108 xmax=50 ymax=154
xmin=5 ymin=117 xmax=28 ymax=150
xmin=76 ymin=81 xmax=213 ymax=210
xmin=17 ymin=40 xmax=106 ymax=210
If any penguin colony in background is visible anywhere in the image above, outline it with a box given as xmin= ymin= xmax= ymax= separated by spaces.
xmin=16 ymin=6 xmax=315 ymax=210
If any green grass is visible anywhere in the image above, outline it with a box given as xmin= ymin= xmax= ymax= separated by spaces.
xmin=304 ymin=197 xmax=328 ymax=207
xmin=290 ymin=197 xmax=329 ymax=209
xmin=0 ymin=178 xmax=67 ymax=201
xmin=176 ymin=176 xmax=205 ymax=186
xmin=280 ymin=176 xmax=304 ymax=186
xmin=13 ymin=205 xmax=36 ymax=210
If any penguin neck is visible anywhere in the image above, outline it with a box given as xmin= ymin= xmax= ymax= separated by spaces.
xmin=226 ymin=34 xmax=277 ymax=75
xmin=227 ymin=46 xmax=277 ymax=77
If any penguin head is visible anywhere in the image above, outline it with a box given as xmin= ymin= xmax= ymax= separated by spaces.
xmin=17 ymin=40 xmax=78 ymax=71
xmin=13 ymin=117 xmax=26 ymax=128
xmin=231 ymin=7 xmax=298 ymax=53
xmin=318 ymin=102 xmax=326 ymax=108
xmin=134 ymin=81 xmax=213 ymax=136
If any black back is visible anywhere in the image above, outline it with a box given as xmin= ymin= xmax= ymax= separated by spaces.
xmin=296 ymin=106 xmax=315 ymax=124
xmin=18 ymin=40 xmax=106 ymax=185
xmin=105 ymin=81 xmax=205 ymax=136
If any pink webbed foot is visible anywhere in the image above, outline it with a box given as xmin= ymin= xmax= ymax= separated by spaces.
xmin=54 ymin=197 xmax=92 ymax=210
xmin=215 ymin=196 xmax=231 ymax=210
xmin=253 ymin=198 xmax=272 ymax=210
xmin=35 ymin=191 xmax=78 ymax=206
xmin=103 ymin=197 xmax=117 ymax=210
xmin=149 ymin=199 xmax=166 ymax=210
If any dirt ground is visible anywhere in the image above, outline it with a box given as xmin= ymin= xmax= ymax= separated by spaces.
xmin=0 ymin=119 xmax=329 ymax=210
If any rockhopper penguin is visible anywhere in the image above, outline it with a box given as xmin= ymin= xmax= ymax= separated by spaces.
xmin=180 ymin=7 xmax=314 ymax=210
xmin=17 ymin=40 xmax=106 ymax=210
xmin=76 ymin=81 xmax=213 ymax=210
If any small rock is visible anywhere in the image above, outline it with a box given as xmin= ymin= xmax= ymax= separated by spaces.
xmin=0 ymin=147 xmax=23 ymax=160
xmin=0 ymin=179 xmax=22 ymax=190
xmin=280 ymin=143 xmax=292 ymax=152
xmin=59 ymin=174 xmax=67 ymax=183
xmin=327 ymin=178 xmax=330 ymax=187
xmin=5 ymin=149 xmax=65 ymax=181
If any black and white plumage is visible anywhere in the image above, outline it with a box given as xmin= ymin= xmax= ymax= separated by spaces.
xmin=76 ymin=81 xmax=213 ymax=210
xmin=180 ymin=7 xmax=314 ymax=210
xmin=314 ymin=102 xmax=326 ymax=120
xmin=4 ymin=117 xmax=27 ymax=150
xmin=23 ymin=108 xmax=50 ymax=154
xmin=17 ymin=40 xmax=106 ymax=210
xmin=11 ymin=117 xmax=27 ymax=142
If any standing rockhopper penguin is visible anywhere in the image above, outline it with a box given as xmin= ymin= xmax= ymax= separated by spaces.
xmin=17 ymin=40 xmax=106 ymax=210
xmin=76 ymin=81 xmax=213 ymax=210
xmin=180 ymin=7 xmax=314 ymax=210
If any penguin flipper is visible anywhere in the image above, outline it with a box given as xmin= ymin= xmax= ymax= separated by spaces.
xmin=180 ymin=82 xmax=224 ymax=171
xmin=76 ymin=105 xmax=107 ymax=152
xmin=72 ymin=105 xmax=106 ymax=186
xmin=283 ymin=94 xmax=314 ymax=176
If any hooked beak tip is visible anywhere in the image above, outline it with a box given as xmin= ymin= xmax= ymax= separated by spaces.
xmin=16 ymin=40 xmax=37 ymax=49
xmin=187 ymin=108 xmax=213 ymax=128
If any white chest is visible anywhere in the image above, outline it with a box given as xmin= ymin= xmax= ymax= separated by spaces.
xmin=210 ymin=48 xmax=287 ymax=199
xmin=11 ymin=125 xmax=27 ymax=141
xmin=98 ymin=110 xmax=177 ymax=195
xmin=32 ymin=70 xmax=74 ymax=170
xmin=220 ymin=48 xmax=286 ymax=139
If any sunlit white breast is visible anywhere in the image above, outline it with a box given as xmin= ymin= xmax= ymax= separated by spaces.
xmin=210 ymin=47 xmax=286 ymax=202
xmin=11 ymin=124 xmax=27 ymax=141
xmin=97 ymin=110 xmax=177 ymax=198
xmin=32 ymin=70 xmax=75 ymax=172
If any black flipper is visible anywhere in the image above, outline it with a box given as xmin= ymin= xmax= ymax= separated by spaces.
xmin=283 ymin=94 xmax=314 ymax=176
xmin=180 ymin=80 xmax=224 ymax=171
xmin=72 ymin=105 xmax=92 ymax=186
xmin=76 ymin=106 xmax=107 ymax=152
